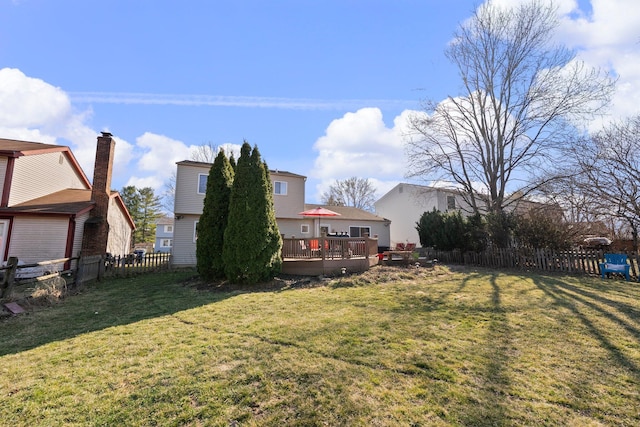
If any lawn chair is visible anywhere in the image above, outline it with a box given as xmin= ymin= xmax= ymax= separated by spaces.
xmin=599 ymin=253 xmax=630 ymax=281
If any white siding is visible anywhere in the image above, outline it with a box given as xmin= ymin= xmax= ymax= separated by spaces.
xmin=107 ymin=197 xmax=132 ymax=255
xmin=9 ymin=152 xmax=88 ymax=206
xmin=374 ymin=184 xmax=471 ymax=247
xmin=8 ymin=216 xmax=69 ymax=263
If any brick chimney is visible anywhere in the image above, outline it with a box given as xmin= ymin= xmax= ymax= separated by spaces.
xmin=81 ymin=132 xmax=115 ymax=256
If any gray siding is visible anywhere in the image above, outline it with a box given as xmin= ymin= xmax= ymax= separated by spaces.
xmin=174 ymin=163 xmax=207 ymax=215
xmin=0 ymin=156 xmax=6 ymax=202
xmin=172 ymin=215 xmax=199 ymax=266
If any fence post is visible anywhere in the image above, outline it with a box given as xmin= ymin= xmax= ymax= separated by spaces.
xmin=76 ymin=256 xmax=85 ymax=288
xmin=0 ymin=256 xmax=19 ymax=299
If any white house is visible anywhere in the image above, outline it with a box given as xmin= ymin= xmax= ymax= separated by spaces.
xmin=374 ymin=183 xmax=472 ymax=248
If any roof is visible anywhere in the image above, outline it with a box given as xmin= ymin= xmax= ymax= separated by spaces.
xmin=0 ymin=189 xmax=94 ymax=215
xmin=175 ymin=160 xmax=306 ymax=179
xmin=156 ymin=215 xmax=174 ymax=225
xmin=0 ymin=137 xmax=92 ymax=188
xmin=0 ymin=138 xmax=68 ymax=157
xmin=303 ymin=204 xmax=389 ymax=222
xmin=374 ymin=182 xmax=462 ymax=206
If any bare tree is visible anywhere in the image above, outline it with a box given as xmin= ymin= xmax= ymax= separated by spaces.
xmin=190 ymin=142 xmax=219 ymax=163
xmin=162 ymin=142 xmax=240 ymax=213
xmin=321 ymin=177 xmax=377 ymax=211
xmin=406 ymin=0 xmax=614 ymax=219
xmin=569 ymin=115 xmax=640 ymax=248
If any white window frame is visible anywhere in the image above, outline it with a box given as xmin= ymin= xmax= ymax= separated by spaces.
xmin=198 ymin=174 xmax=208 ymax=194
xmin=165 ymin=225 xmax=173 ymax=233
xmin=301 ymin=224 xmax=310 ymax=234
xmin=0 ymin=219 xmax=8 ymax=262
xmin=161 ymin=239 xmax=173 ymax=248
xmin=274 ymin=181 xmax=288 ymax=195
xmin=193 ymin=221 xmax=199 ymax=243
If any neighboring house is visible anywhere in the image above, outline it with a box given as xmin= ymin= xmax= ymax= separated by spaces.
xmin=172 ymin=160 xmax=391 ymax=267
xmin=0 ymin=133 xmax=135 ymax=268
xmin=374 ymin=183 xmax=472 ymax=248
xmin=155 ymin=216 xmax=174 ymax=253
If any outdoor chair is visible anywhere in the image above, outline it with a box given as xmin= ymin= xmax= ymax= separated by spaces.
xmin=599 ymin=253 xmax=631 ymax=281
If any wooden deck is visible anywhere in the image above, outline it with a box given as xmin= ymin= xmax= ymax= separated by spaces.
xmin=281 ymin=236 xmax=379 ymax=275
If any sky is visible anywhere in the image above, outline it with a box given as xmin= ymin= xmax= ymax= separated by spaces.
xmin=1 ymin=0 xmax=639 ymax=210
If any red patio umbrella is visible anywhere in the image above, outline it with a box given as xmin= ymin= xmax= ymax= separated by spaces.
xmin=298 ymin=207 xmax=341 ymax=237
xmin=298 ymin=207 xmax=342 ymax=217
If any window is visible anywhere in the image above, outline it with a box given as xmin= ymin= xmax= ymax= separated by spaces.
xmin=165 ymin=225 xmax=173 ymax=233
xmin=447 ymin=195 xmax=456 ymax=210
xmin=198 ymin=174 xmax=208 ymax=194
xmin=349 ymin=226 xmax=371 ymax=238
xmin=193 ymin=221 xmax=199 ymax=243
xmin=301 ymin=224 xmax=310 ymax=234
xmin=274 ymin=181 xmax=287 ymax=195
xmin=161 ymin=239 xmax=173 ymax=247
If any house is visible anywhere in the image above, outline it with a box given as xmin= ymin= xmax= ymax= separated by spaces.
xmin=154 ymin=216 xmax=174 ymax=253
xmin=374 ymin=183 xmax=472 ymax=248
xmin=171 ymin=160 xmax=390 ymax=267
xmin=0 ymin=133 xmax=135 ymax=269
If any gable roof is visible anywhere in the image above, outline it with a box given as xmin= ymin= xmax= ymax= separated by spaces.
xmin=0 ymin=137 xmax=92 ymax=188
xmin=175 ymin=160 xmax=307 ymax=179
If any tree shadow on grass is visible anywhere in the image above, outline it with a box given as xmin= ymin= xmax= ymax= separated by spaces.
xmin=532 ymin=275 xmax=640 ymax=383
xmin=455 ymin=273 xmax=513 ymax=426
xmin=0 ymin=271 xmax=242 ymax=357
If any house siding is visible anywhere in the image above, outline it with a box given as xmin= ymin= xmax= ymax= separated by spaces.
xmin=155 ymin=220 xmax=174 ymax=253
xmin=8 ymin=215 xmax=69 ymax=263
xmin=174 ymin=163 xmax=207 ymax=215
xmin=9 ymin=152 xmax=88 ymax=206
xmin=72 ymin=212 xmax=89 ymax=259
xmin=0 ymin=156 xmax=7 ymax=202
xmin=374 ymin=184 xmax=471 ymax=247
xmin=172 ymin=215 xmax=199 ymax=266
xmin=271 ymin=172 xmax=305 ymax=218
xmin=107 ymin=197 xmax=133 ymax=255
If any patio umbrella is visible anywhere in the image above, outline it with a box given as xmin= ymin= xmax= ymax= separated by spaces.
xmin=298 ymin=207 xmax=341 ymax=237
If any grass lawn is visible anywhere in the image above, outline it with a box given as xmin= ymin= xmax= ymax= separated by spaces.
xmin=1 ymin=265 xmax=639 ymax=426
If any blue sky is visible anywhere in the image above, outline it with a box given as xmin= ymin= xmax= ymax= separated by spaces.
xmin=1 ymin=0 xmax=638 ymax=208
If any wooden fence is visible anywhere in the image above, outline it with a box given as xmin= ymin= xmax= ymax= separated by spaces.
xmin=423 ymin=247 xmax=640 ymax=279
xmin=1 ymin=252 xmax=172 ymax=300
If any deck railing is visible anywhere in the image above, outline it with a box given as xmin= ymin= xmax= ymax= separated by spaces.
xmin=282 ymin=236 xmax=378 ymax=260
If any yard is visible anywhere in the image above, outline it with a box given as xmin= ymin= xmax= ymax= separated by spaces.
xmin=1 ymin=265 xmax=639 ymax=426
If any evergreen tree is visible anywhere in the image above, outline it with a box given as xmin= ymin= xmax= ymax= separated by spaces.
xmin=197 ymin=149 xmax=234 ymax=280
xmin=223 ymin=142 xmax=282 ymax=284
xmin=120 ymin=185 xmax=162 ymax=244
xmin=137 ymin=187 xmax=163 ymax=243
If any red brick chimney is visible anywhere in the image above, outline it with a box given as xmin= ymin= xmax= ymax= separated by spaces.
xmin=81 ymin=132 xmax=115 ymax=256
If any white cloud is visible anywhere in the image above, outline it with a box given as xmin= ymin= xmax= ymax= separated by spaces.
xmin=0 ymin=67 xmax=136 ymax=183
xmin=311 ymin=107 xmax=422 ymax=201
xmin=556 ymin=0 xmax=640 ymax=123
